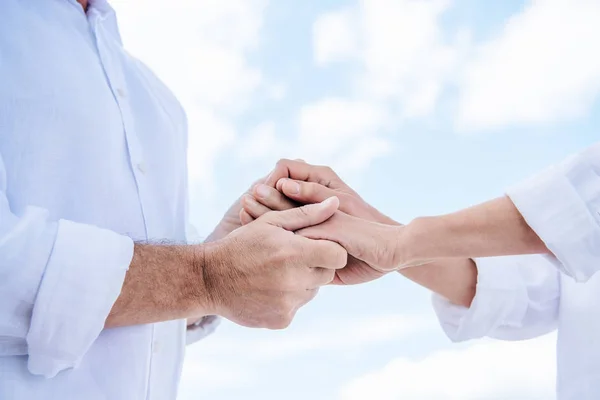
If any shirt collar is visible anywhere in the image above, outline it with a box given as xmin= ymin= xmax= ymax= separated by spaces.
xmin=65 ymin=0 xmax=115 ymax=20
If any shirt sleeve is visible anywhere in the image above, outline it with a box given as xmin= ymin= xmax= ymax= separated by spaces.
xmin=432 ymin=254 xmax=560 ymax=342
xmin=0 ymin=157 xmax=134 ymax=378
xmin=507 ymin=141 xmax=600 ymax=283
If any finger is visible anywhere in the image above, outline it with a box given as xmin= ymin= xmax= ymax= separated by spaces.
xmin=253 ymin=183 xmax=297 ymax=211
xmin=332 ymin=259 xmax=388 ymax=286
xmin=277 ymin=178 xmax=338 ymax=204
xmin=296 ymin=211 xmax=355 ymax=243
xmin=264 ymin=160 xmax=291 ymax=187
xmin=265 ymin=159 xmax=339 ymax=188
xmin=277 ymin=179 xmax=376 ymax=220
xmin=262 ymin=196 xmax=339 ymax=231
xmin=308 ymin=267 xmax=336 ymax=287
xmin=298 ymin=237 xmax=347 ymax=270
xmin=241 ymin=194 xmax=272 ymax=219
xmin=297 ymin=212 xmax=396 ymax=270
xmin=239 ymin=209 xmax=254 ymax=225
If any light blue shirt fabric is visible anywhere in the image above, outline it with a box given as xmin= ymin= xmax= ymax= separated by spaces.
xmin=434 ymin=141 xmax=600 ymax=399
xmin=0 ymin=0 xmax=217 ymax=398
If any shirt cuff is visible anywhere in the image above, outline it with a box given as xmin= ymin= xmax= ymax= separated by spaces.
xmin=26 ymin=219 xmax=133 ymax=378
xmin=432 ymin=256 xmax=528 ymax=342
xmin=186 ymin=315 xmax=221 ymax=345
xmin=507 ymin=154 xmax=600 ymax=283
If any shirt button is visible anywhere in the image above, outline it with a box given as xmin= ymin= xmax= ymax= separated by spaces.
xmin=136 ymin=162 xmax=147 ymax=174
xmin=116 ymin=88 xmax=127 ymax=98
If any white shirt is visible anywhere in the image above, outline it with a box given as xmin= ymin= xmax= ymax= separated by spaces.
xmin=434 ymin=142 xmax=600 ymax=399
xmin=0 ymin=1 xmax=217 ymax=399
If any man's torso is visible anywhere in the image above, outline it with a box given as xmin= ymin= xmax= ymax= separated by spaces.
xmin=0 ymin=1 xmax=190 ymax=399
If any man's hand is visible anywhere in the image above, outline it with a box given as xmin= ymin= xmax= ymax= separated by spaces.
xmin=107 ymin=197 xmax=346 ymax=330
xmin=204 ymin=197 xmax=347 ymax=329
xmin=240 ymin=159 xmax=477 ymax=308
xmin=206 ymin=175 xmax=271 ymax=243
xmin=240 ymin=159 xmax=398 ymax=284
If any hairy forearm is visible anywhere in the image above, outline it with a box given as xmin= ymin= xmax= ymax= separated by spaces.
xmin=106 ymin=243 xmax=213 ymax=328
xmin=404 ymin=196 xmax=549 ymax=263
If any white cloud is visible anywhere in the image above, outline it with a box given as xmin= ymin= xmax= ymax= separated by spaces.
xmin=186 ymin=110 xmax=236 ymax=194
xmin=267 ymin=83 xmax=288 ymax=101
xmin=233 ymin=98 xmax=392 ymax=174
xmin=297 ymin=98 xmax=389 ymax=159
xmin=313 ymin=9 xmax=360 ymax=65
xmin=306 ymin=0 xmax=466 ymax=172
xmin=457 ymin=0 xmax=600 ymax=131
xmin=177 ymin=313 xmax=433 ymax=398
xmin=236 ymin=120 xmax=278 ymax=161
xmin=313 ymin=0 xmax=467 ymax=117
xmin=314 ymin=0 xmax=600 ymax=133
xmin=340 ymin=334 xmax=556 ymax=400
xmin=198 ymin=314 xmax=433 ymax=361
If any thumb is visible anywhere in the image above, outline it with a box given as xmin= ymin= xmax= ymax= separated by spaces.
xmin=263 ymin=196 xmax=339 ymax=231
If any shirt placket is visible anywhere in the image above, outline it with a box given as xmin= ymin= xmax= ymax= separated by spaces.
xmin=88 ymin=13 xmax=153 ymax=240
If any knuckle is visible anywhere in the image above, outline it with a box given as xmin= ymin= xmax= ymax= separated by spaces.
xmin=273 ymin=246 xmax=292 ymax=265
xmin=315 ymin=165 xmax=340 ymax=187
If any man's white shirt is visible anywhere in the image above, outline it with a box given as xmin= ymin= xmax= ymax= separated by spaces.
xmin=0 ymin=1 xmax=216 ymax=399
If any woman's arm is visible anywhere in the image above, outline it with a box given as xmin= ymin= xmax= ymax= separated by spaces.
xmin=402 ymin=196 xmax=549 ymax=265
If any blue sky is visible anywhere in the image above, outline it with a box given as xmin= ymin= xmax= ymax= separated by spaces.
xmin=111 ymin=0 xmax=599 ymax=398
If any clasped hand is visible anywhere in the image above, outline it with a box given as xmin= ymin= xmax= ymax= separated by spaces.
xmin=240 ymin=159 xmax=413 ymax=285
xmin=205 ymin=159 xmax=423 ymax=330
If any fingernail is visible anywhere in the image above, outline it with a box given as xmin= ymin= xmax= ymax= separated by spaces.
xmin=283 ymin=179 xmax=300 ymax=195
xmin=255 ymin=184 xmax=270 ymax=199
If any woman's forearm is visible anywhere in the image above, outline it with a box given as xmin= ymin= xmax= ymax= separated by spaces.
xmin=402 ymin=196 xmax=550 ymax=266
xmin=400 ymin=258 xmax=477 ymax=307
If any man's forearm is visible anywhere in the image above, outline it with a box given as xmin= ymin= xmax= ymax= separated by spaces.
xmin=105 ymin=243 xmax=214 ymax=328
xmin=403 ymin=196 xmax=549 ymax=263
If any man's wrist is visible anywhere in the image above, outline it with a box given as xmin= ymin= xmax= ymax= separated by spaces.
xmin=193 ymin=240 xmax=230 ymax=317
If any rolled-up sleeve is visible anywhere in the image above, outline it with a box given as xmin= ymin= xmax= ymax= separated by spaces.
xmin=507 ymin=141 xmax=600 ymax=283
xmin=433 ymin=254 xmax=560 ymax=342
xmin=0 ymin=190 xmax=133 ymax=378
